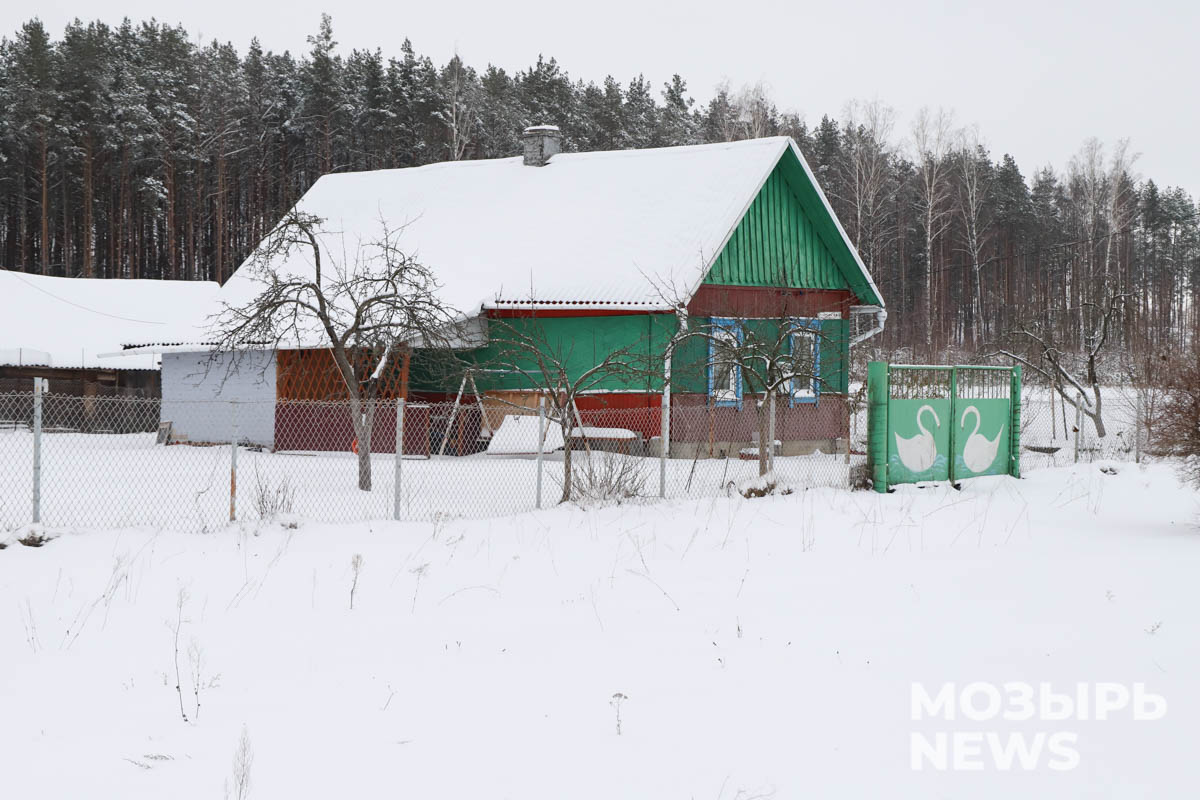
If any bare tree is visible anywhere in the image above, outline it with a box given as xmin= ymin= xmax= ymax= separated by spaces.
xmin=228 ymin=725 xmax=254 ymax=800
xmin=911 ymin=107 xmax=957 ymax=351
xmin=213 ymin=210 xmax=462 ymax=490
xmin=838 ymin=99 xmax=897 ymax=275
xmin=478 ymin=316 xmax=657 ymax=503
xmin=1101 ymin=139 xmax=1140 ymax=287
xmin=954 ymin=127 xmax=994 ymax=348
xmin=734 ymin=81 xmax=777 ymax=140
xmin=993 ymin=289 xmax=1134 ymax=438
xmin=437 ymin=54 xmax=480 ymax=161
xmin=672 ymin=312 xmax=830 ymax=478
xmin=1154 ymin=342 xmax=1200 ymax=487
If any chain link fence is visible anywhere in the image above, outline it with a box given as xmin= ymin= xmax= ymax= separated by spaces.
xmin=2 ymin=388 xmax=858 ymax=532
xmin=1015 ymin=383 xmax=1149 ymax=473
xmin=1 ymin=383 xmax=1156 ymax=532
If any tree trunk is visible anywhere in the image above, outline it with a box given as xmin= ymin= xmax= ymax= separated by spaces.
xmin=60 ymin=158 xmax=70 ymax=276
xmin=216 ymin=154 xmax=227 ymax=283
xmin=83 ymin=138 xmax=94 ymax=278
xmin=40 ymin=127 xmax=49 ymax=275
xmin=756 ymin=398 xmax=770 ymax=478
xmin=924 ymin=220 xmax=934 ymax=351
xmin=348 ymin=396 xmax=375 ymax=491
xmin=560 ymin=420 xmax=573 ymax=504
xmin=166 ymin=159 xmax=177 ymax=280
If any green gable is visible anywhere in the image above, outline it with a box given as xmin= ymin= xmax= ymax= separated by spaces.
xmin=704 ymin=146 xmax=883 ymax=307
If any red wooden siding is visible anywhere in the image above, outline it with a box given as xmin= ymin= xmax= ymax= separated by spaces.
xmin=687 ymin=285 xmax=852 ymax=319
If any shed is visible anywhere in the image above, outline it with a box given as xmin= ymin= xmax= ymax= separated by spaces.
xmin=0 ymin=269 xmax=219 ymax=398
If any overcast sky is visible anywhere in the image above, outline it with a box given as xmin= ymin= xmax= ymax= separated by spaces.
xmin=11 ymin=0 xmax=1199 ymax=196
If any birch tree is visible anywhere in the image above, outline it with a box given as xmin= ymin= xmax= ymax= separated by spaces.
xmin=954 ymin=127 xmax=993 ymax=348
xmin=838 ymin=99 xmax=897 ymax=274
xmin=437 ymin=54 xmax=480 ymax=161
xmin=911 ymin=107 xmax=957 ymax=351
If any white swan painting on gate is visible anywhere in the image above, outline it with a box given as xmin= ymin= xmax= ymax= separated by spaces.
xmin=894 ymin=404 xmax=941 ymax=473
xmin=960 ymin=406 xmax=1005 ymax=473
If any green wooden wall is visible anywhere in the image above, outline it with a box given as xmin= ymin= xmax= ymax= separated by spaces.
xmin=670 ymin=316 xmax=848 ymax=396
xmin=422 ymin=314 xmax=674 ymax=394
xmin=705 ymin=165 xmax=849 ymax=290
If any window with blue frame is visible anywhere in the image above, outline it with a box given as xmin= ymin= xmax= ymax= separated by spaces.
xmin=708 ymin=318 xmax=742 ymax=407
xmin=787 ymin=318 xmax=820 ymax=404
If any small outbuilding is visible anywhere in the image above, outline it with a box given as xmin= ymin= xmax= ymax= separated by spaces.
xmin=0 ymin=269 xmax=218 ymax=398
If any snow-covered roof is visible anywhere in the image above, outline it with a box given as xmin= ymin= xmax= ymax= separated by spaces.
xmin=201 ymin=137 xmax=880 ymax=333
xmin=0 ymin=270 xmax=220 ymax=370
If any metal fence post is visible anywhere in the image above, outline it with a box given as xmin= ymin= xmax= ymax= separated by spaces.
xmin=394 ymin=398 xmax=405 ymax=520
xmin=948 ymin=367 xmax=958 ymax=484
xmin=229 ymin=401 xmax=238 ymax=522
xmin=1009 ymin=365 xmax=1022 ymax=478
xmin=866 ymin=361 xmax=889 ymax=493
xmin=32 ymin=378 xmax=43 ymax=524
xmin=1073 ymin=392 xmax=1082 ymax=464
xmin=536 ymin=396 xmax=545 ymax=509
xmin=659 ymin=369 xmax=671 ymax=499
xmin=1135 ymin=390 xmax=1143 ymax=464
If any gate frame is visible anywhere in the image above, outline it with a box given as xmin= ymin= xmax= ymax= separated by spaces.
xmin=868 ymin=362 xmax=1021 ymax=493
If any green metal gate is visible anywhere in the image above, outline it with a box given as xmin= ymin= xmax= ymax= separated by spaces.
xmin=867 ymin=362 xmax=1021 ymax=492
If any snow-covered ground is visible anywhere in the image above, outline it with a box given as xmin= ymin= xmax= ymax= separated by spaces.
xmin=3 ymin=462 xmax=1197 ymax=798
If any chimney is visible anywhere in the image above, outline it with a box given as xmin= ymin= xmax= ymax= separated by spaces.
xmin=522 ymin=125 xmax=561 ymax=167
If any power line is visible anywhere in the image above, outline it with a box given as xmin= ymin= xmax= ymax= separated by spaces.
xmin=2 ymin=268 xmax=171 ymax=324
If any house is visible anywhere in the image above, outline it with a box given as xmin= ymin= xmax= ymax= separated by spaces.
xmin=0 ymin=269 xmax=219 ymax=399
xmin=130 ymin=129 xmax=884 ymax=454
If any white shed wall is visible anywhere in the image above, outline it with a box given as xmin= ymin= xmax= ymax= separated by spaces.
xmin=161 ymin=351 xmax=277 ymax=447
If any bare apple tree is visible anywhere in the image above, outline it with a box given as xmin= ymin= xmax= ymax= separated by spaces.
xmin=991 ymin=289 xmax=1134 ymax=438
xmin=477 ymin=316 xmax=657 ymax=504
xmin=212 ymin=210 xmax=462 ymax=490
xmin=672 ymin=313 xmax=831 ymax=479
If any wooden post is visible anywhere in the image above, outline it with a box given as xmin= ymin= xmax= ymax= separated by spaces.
xmin=438 ymin=372 xmax=468 ymax=457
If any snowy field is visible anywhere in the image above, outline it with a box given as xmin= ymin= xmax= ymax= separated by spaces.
xmin=3 ymin=462 xmax=1198 ymax=798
